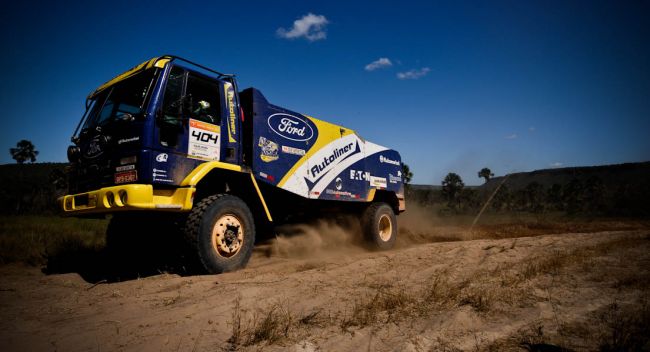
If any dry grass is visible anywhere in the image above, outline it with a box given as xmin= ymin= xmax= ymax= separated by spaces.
xmin=341 ymin=283 xmax=417 ymax=330
xmin=336 ymin=233 xmax=650 ymax=345
xmin=0 ymin=215 xmax=107 ymax=265
xmin=228 ymin=298 xmax=330 ymax=349
xmin=246 ymin=302 xmax=293 ymax=345
xmin=227 ymin=297 xmax=243 ymax=348
xmin=481 ymin=321 xmax=571 ymax=352
xmin=399 ymin=209 xmax=650 ymax=246
xmin=595 ymin=298 xmax=650 ymax=352
xmin=485 ymin=296 xmax=650 ymax=352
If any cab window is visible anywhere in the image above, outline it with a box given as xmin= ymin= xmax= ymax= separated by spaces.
xmin=186 ymin=73 xmax=221 ymax=124
xmin=161 ymin=66 xmax=185 ymax=125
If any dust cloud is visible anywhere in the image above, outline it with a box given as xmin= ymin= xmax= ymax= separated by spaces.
xmin=270 ymin=217 xmax=365 ymax=259
xmin=264 ymin=203 xmax=470 ymax=260
xmin=396 ymin=203 xmax=471 ymax=245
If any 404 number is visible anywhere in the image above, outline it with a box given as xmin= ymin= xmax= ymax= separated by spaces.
xmin=192 ymin=130 xmax=219 ymax=144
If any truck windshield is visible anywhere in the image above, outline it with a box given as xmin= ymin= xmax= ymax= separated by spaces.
xmin=82 ymin=70 xmax=156 ymax=131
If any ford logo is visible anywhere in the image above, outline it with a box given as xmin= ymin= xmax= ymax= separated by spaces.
xmin=267 ymin=113 xmax=314 ymax=142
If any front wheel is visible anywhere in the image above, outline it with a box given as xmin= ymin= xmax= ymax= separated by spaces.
xmin=361 ymin=202 xmax=397 ymax=250
xmin=185 ymin=194 xmax=255 ymax=274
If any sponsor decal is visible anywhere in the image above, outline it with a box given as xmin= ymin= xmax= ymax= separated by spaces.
xmin=335 ymin=177 xmax=343 ymax=190
xmin=268 ymin=113 xmax=314 ymax=141
xmin=281 ymin=145 xmax=306 ymax=156
xmin=303 ymin=140 xmax=362 ymax=192
xmin=188 ymin=119 xmax=220 ymax=161
xmin=224 ymin=82 xmax=237 ymax=143
xmin=350 ymin=169 xmax=370 ymax=181
xmin=259 ymin=172 xmax=276 ymax=182
xmin=155 ymin=153 xmax=168 ymax=162
xmin=370 ymin=176 xmax=387 ymax=188
xmin=325 ymin=189 xmax=354 ymax=197
xmin=309 ymin=142 xmax=356 ymax=179
xmin=84 ymin=138 xmax=103 ymax=159
xmin=389 ymin=173 xmax=401 ymax=184
xmin=258 ymin=137 xmax=279 ymax=162
xmin=115 ymin=164 xmax=135 ymax=172
xmin=153 ymin=168 xmax=173 ymax=183
xmin=379 ymin=155 xmax=400 ymax=166
xmin=115 ymin=170 xmax=137 ymax=184
xmin=117 ymin=136 xmax=139 ymax=145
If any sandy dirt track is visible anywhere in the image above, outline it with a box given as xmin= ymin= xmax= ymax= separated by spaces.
xmin=1 ymin=228 xmax=649 ymax=351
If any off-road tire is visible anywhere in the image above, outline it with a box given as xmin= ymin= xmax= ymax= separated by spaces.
xmin=105 ymin=213 xmax=190 ymax=278
xmin=361 ymin=202 xmax=397 ymax=250
xmin=185 ymin=194 xmax=255 ymax=274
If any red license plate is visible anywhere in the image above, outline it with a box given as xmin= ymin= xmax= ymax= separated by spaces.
xmin=115 ymin=170 xmax=137 ymax=184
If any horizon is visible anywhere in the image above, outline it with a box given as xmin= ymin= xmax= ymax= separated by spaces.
xmin=3 ymin=159 xmax=647 ymax=188
xmin=2 ymin=1 xmax=649 ymax=185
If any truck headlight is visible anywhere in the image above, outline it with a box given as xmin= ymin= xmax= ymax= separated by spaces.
xmin=67 ymin=145 xmax=81 ymax=163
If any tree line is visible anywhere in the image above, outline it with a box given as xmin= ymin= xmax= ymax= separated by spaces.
xmin=403 ymin=165 xmax=649 ymax=217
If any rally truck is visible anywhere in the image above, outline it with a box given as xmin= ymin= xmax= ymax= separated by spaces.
xmin=60 ymin=55 xmax=405 ymax=274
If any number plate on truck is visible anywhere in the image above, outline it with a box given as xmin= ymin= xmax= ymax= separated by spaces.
xmin=115 ymin=170 xmax=137 ymax=184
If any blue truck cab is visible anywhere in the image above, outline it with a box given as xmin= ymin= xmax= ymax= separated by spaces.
xmin=60 ymin=55 xmax=405 ymax=273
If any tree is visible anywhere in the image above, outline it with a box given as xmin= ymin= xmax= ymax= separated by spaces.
xmin=583 ymin=176 xmax=605 ymax=213
xmin=9 ymin=140 xmax=38 ymax=164
xmin=401 ymin=162 xmax=414 ymax=197
xmin=563 ymin=178 xmax=584 ymax=214
xmin=442 ymin=172 xmax=464 ymax=209
xmin=491 ymin=184 xmax=511 ymax=211
xmin=524 ymin=182 xmax=545 ymax=213
xmin=546 ymin=184 xmax=564 ymax=211
xmin=478 ymin=167 xmax=494 ymax=183
xmin=401 ymin=162 xmax=413 ymax=186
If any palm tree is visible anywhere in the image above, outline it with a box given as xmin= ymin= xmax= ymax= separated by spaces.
xmin=401 ymin=162 xmax=413 ymax=185
xmin=478 ymin=167 xmax=494 ymax=183
xmin=9 ymin=140 xmax=38 ymax=164
xmin=442 ymin=172 xmax=464 ymax=209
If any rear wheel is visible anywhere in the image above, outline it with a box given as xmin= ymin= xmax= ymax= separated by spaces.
xmin=185 ymin=194 xmax=255 ymax=274
xmin=361 ymin=202 xmax=397 ymax=250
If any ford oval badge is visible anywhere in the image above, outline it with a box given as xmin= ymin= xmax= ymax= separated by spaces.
xmin=267 ymin=113 xmax=314 ymax=142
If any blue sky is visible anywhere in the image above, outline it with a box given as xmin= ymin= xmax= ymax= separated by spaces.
xmin=1 ymin=0 xmax=648 ymax=185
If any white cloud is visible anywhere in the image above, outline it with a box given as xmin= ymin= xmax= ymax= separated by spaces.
xmin=549 ymin=162 xmax=563 ymax=168
xmin=396 ymin=67 xmax=430 ymax=80
xmin=365 ymin=57 xmax=392 ymax=71
xmin=505 ymin=133 xmax=518 ymax=139
xmin=529 ymin=126 xmax=536 ymax=132
xmin=276 ymin=13 xmax=329 ymax=41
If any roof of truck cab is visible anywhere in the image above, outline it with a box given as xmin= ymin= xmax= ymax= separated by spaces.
xmin=87 ymin=56 xmax=171 ymax=99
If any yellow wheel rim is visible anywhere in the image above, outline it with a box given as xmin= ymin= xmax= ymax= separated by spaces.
xmin=378 ymin=214 xmax=392 ymax=242
xmin=211 ymin=214 xmax=244 ymax=258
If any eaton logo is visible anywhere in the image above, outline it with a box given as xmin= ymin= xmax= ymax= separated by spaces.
xmin=268 ymin=113 xmax=314 ymax=141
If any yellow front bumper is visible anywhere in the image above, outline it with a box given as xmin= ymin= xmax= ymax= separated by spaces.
xmin=59 ymin=184 xmax=195 ymax=216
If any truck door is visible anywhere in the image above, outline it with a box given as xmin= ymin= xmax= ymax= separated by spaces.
xmin=154 ymin=66 xmax=225 ymax=184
